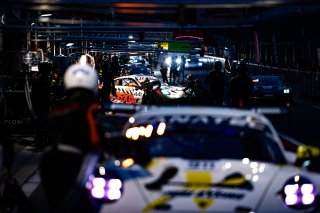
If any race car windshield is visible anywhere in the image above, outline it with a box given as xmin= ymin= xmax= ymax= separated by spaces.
xmin=130 ymin=122 xmax=286 ymax=164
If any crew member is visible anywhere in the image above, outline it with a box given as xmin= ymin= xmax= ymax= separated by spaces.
xmin=39 ymin=63 xmax=104 ymax=213
xmin=227 ymin=60 xmax=253 ymax=108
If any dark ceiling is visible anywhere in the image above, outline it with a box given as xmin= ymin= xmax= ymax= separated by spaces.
xmin=1 ymin=0 xmax=320 ymax=52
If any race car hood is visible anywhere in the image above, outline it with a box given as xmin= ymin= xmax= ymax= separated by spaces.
xmin=134 ymin=158 xmax=283 ymax=212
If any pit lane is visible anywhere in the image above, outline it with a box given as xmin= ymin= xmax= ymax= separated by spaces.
xmin=1 ymin=68 xmax=320 ymax=212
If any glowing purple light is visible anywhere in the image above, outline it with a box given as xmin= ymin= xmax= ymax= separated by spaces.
xmin=301 ymin=184 xmax=314 ymax=195
xmin=91 ymin=187 xmax=105 ymax=199
xmin=285 ymin=194 xmax=298 ymax=205
xmin=89 ymin=177 xmax=123 ymax=201
xmin=302 ymin=194 xmax=315 ymax=205
xmin=106 ymin=189 xmax=122 ymax=200
xmin=284 ymin=182 xmax=316 ymax=207
xmin=284 ymin=184 xmax=298 ymax=195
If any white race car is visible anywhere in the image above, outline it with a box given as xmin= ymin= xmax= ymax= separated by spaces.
xmin=94 ymin=106 xmax=320 ymax=213
xmin=112 ymin=74 xmax=160 ymax=104
xmin=112 ymin=74 xmax=187 ymax=105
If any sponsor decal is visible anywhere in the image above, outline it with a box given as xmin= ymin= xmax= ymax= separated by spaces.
xmin=113 ymin=91 xmax=136 ymax=104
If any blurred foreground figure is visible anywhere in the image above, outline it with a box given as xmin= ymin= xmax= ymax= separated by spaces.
xmin=227 ymin=60 xmax=253 ymax=108
xmin=205 ymin=61 xmax=226 ymax=106
xmin=39 ymin=63 xmax=103 ymax=213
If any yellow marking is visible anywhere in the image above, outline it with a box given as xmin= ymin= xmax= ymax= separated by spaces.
xmin=220 ymin=177 xmax=246 ymax=186
xmin=145 ymin=158 xmax=162 ymax=170
xmin=143 ymin=196 xmax=171 ymax=212
xmin=186 ymin=171 xmax=214 ymax=210
xmin=186 ymin=171 xmax=212 ymax=190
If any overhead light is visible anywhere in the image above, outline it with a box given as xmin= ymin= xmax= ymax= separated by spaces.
xmin=66 ymin=43 xmax=74 ymax=47
xmin=31 ymin=22 xmax=35 ymax=26
xmin=40 ymin=13 xmax=52 ymax=17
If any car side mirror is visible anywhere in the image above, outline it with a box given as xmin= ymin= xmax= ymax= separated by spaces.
xmin=295 ymin=145 xmax=320 ymax=173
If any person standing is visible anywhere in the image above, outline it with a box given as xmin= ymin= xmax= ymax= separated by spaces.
xmin=205 ymin=61 xmax=227 ymax=106
xmin=160 ymin=61 xmax=168 ymax=84
xmin=227 ymin=60 xmax=253 ymax=108
xmin=179 ymin=55 xmax=186 ymax=83
xmin=169 ymin=55 xmax=178 ymax=83
xmin=39 ymin=63 xmax=105 ymax=213
xmin=100 ymin=60 xmax=117 ymax=105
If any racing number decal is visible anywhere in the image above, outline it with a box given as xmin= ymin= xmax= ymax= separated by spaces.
xmin=186 ymin=171 xmax=214 ymax=210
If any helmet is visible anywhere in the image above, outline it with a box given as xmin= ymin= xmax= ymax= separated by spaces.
xmin=64 ymin=63 xmax=98 ymax=92
xmin=187 ymin=74 xmax=193 ymax=81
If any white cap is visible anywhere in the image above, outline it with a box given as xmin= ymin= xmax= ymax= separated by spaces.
xmin=64 ymin=63 xmax=98 ymax=92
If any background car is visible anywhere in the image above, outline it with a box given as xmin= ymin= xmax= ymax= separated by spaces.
xmin=98 ymin=106 xmax=320 ymax=213
xmin=185 ymin=57 xmax=204 ymax=70
xmin=250 ymin=75 xmax=293 ymax=106
xmin=121 ymin=64 xmax=153 ymax=76
xmin=113 ymin=74 xmax=160 ymax=104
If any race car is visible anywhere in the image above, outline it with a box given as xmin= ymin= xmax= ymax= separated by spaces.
xmin=250 ymin=75 xmax=293 ymax=107
xmin=112 ymin=74 xmax=187 ymax=105
xmin=94 ymin=106 xmax=320 ymax=213
xmin=112 ymin=74 xmax=160 ymax=104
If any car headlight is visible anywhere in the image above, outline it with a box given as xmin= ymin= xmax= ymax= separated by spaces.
xmin=283 ymin=89 xmax=290 ymax=94
xmin=87 ymin=165 xmax=123 ymax=203
xmin=282 ymin=175 xmax=317 ymax=209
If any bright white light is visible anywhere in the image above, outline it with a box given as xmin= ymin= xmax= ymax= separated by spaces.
xmin=242 ymin=158 xmax=250 ymax=164
xmin=285 ymin=194 xmax=298 ymax=205
xmin=301 ymin=184 xmax=314 ymax=195
xmin=41 ymin=13 xmax=52 ymax=17
xmin=91 ymin=187 xmax=105 ymax=199
xmin=128 ymin=35 xmax=133 ymax=39
xmin=125 ymin=128 xmax=133 ymax=138
xmin=283 ymin=89 xmax=290 ymax=94
xmin=250 ymin=162 xmax=258 ymax=168
xmin=176 ymin=58 xmax=181 ymax=64
xmin=145 ymin=124 xmax=153 ymax=138
xmin=129 ymin=117 xmax=135 ymax=123
xmin=107 ymin=189 xmax=121 ymax=200
xmin=284 ymin=184 xmax=299 ymax=195
xmin=252 ymin=175 xmax=259 ymax=182
xmin=93 ymin=177 xmax=106 ymax=188
xmin=66 ymin=43 xmax=74 ymax=47
xmin=294 ymin=175 xmax=300 ymax=182
xmin=132 ymin=127 xmax=139 ymax=140
xmin=99 ymin=166 xmax=106 ymax=176
xmin=139 ymin=126 xmax=146 ymax=136
xmin=157 ymin=122 xmax=166 ymax=135
xmin=302 ymin=194 xmax=315 ymax=205
xmin=108 ymin=179 xmax=122 ymax=189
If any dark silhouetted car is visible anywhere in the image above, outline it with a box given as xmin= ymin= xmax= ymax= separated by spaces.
xmin=250 ymin=75 xmax=293 ymax=106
